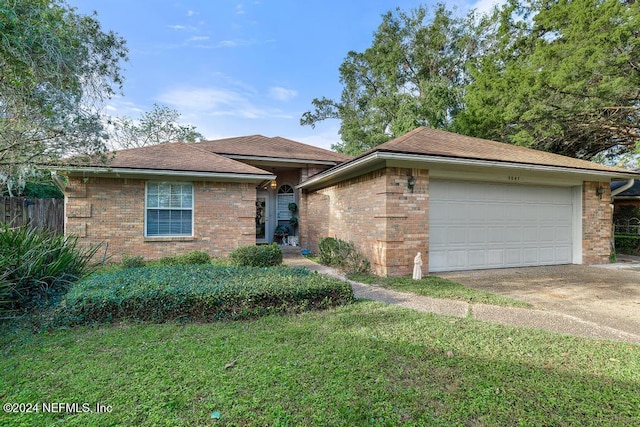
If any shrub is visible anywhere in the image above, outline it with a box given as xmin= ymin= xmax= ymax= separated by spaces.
xmin=159 ymin=250 xmax=211 ymax=266
xmin=52 ymin=265 xmax=353 ymax=325
xmin=0 ymin=223 xmax=100 ymax=317
xmin=614 ymin=233 xmax=640 ymax=255
xmin=121 ymin=254 xmax=145 ymax=268
xmin=229 ymin=244 xmax=282 ymax=267
xmin=318 ymin=237 xmax=370 ymax=274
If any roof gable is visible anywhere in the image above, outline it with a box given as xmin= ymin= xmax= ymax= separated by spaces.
xmin=196 ymin=134 xmax=351 ymax=163
xmin=371 ymin=127 xmax=631 ymax=174
xmin=65 ymin=142 xmax=273 ymax=176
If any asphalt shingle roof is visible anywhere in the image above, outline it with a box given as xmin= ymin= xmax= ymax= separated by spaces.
xmin=369 ymin=127 xmax=634 ymax=174
xmin=66 ymin=142 xmax=273 ymax=176
xmin=197 ymin=135 xmax=351 ymax=163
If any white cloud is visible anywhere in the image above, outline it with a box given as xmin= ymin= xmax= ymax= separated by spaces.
xmin=235 ymin=4 xmax=245 ymax=15
xmin=189 ymin=36 xmax=210 ymax=42
xmin=168 ymin=24 xmax=198 ymax=31
xmin=469 ymin=0 xmax=505 ymax=16
xmin=269 ymin=86 xmax=298 ymax=101
xmin=186 ymin=10 xmax=196 ymax=17
xmin=155 ymin=87 xmax=294 ymax=120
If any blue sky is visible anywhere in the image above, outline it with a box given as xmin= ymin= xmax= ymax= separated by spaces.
xmin=70 ymin=0 xmax=497 ymax=150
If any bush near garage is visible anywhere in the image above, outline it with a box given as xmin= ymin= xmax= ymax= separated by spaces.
xmin=317 ymin=237 xmax=370 ymax=274
xmin=614 ymin=233 xmax=640 ymax=255
xmin=52 ymin=264 xmax=353 ymax=326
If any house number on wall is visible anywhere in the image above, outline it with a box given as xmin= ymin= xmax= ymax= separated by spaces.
xmin=508 ymin=176 xmax=521 ymax=181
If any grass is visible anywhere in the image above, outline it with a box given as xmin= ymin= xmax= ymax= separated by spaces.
xmin=2 ymin=302 xmax=639 ymax=426
xmin=348 ymin=272 xmax=531 ymax=308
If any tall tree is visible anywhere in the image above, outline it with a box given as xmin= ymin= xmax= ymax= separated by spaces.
xmin=301 ymin=4 xmax=490 ymax=155
xmin=454 ymin=0 xmax=640 ymax=160
xmin=0 ymin=0 xmax=128 ymax=195
xmin=108 ymin=103 xmax=204 ymax=149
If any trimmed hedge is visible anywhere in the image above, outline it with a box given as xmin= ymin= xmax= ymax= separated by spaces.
xmin=229 ymin=244 xmax=282 ymax=267
xmin=53 ymin=265 xmax=353 ymax=326
xmin=158 ymin=250 xmax=211 ymax=266
xmin=614 ymin=233 xmax=640 ymax=255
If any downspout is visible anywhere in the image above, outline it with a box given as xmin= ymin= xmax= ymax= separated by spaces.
xmin=611 ymin=179 xmax=634 ymax=197
xmin=50 ymin=172 xmax=67 ymax=192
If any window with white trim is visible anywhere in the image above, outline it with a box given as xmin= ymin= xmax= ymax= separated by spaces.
xmin=277 ymin=184 xmax=295 ymax=220
xmin=146 ymin=182 xmax=193 ymax=236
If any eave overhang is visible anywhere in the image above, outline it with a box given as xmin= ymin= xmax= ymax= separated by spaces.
xmin=298 ymin=151 xmax=640 ymax=191
xmin=54 ymin=166 xmax=276 ymax=183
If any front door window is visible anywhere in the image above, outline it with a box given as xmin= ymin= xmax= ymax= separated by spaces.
xmin=256 ymin=196 xmax=266 ymax=240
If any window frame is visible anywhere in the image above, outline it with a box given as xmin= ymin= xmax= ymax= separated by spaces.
xmin=144 ymin=181 xmax=194 ymax=238
xmin=276 ymin=184 xmax=295 ymax=221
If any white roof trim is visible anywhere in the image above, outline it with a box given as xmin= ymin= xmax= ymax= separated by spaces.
xmin=298 ymin=151 xmax=639 ymax=189
xmin=57 ymin=166 xmax=276 ymax=181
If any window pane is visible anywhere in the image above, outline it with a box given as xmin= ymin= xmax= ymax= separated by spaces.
xmin=146 ymin=183 xmax=193 ymax=236
xmin=146 ymin=209 xmax=160 ymax=236
xmin=147 ymin=194 xmax=158 ymax=208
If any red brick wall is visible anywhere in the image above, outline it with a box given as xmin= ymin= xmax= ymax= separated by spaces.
xmin=64 ymin=176 xmax=256 ymax=262
xmin=582 ymin=181 xmax=613 ymax=264
xmin=302 ymin=167 xmax=429 ymax=276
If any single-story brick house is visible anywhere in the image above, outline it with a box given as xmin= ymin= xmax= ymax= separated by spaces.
xmin=54 ymin=127 xmax=639 ymax=276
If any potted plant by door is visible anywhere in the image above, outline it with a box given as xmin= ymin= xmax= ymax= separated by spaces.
xmin=274 ymin=224 xmax=289 ymax=244
xmin=288 ymin=216 xmax=299 ymax=245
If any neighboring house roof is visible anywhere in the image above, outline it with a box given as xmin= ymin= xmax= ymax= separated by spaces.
xmin=197 ymin=134 xmax=351 ymax=164
xmin=300 ymin=127 xmax=640 ymax=189
xmin=58 ymin=142 xmax=275 ymax=180
xmin=611 ymin=179 xmax=640 ymax=197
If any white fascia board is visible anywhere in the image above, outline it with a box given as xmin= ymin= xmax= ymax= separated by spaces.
xmin=57 ymin=166 xmax=276 ymax=182
xmin=299 ymin=151 xmax=639 ymax=189
xmin=223 ymin=154 xmax=339 ymax=166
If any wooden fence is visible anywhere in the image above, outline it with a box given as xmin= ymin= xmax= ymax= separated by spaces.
xmin=1 ymin=197 xmax=64 ymax=233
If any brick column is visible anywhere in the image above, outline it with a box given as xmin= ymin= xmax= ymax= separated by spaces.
xmin=582 ymin=181 xmax=612 ymax=264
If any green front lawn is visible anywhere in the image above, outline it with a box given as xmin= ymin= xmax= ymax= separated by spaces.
xmin=348 ymin=273 xmax=531 ymax=308
xmin=2 ymin=302 xmax=638 ymax=426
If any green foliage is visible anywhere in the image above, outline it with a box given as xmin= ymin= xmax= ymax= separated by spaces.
xmin=0 ymin=0 xmax=128 ymax=195
xmin=53 ymin=265 xmax=353 ymax=325
xmin=21 ymin=181 xmax=64 ymax=199
xmin=318 ymin=237 xmax=370 ymax=274
xmin=158 ymin=250 xmax=211 ymax=266
xmin=0 ymin=223 xmax=100 ymax=317
xmin=301 ymin=4 xmax=491 ymax=155
xmin=274 ymin=224 xmax=289 ymax=235
xmin=229 ymin=244 xmax=283 ymax=268
xmin=614 ymin=233 xmax=640 ymax=255
xmin=348 ymin=272 xmax=531 ymax=307
xmin=3 ymin=303 xmax=639 ymax=425
xmin=455 ymin=0 xmax=640 ymax=160
xmin=121 ymin=254 xmax=145 ymax=269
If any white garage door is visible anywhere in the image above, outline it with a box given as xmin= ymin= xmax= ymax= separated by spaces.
xmin=429 ymin=180 xmax=573 ymax=272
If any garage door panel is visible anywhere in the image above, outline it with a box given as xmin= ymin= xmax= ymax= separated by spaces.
xmin=429 ymin=181 xmax=574 ymax=272
xmin=467 ymin=250 xmax=486 ymax=267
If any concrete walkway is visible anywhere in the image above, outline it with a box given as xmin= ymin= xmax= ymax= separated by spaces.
xmin=282 ymin=248 xmax=640 ymax=344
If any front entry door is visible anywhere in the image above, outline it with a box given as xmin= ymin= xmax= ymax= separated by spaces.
xmin=256 ymin=191 xmax=270 ymax=243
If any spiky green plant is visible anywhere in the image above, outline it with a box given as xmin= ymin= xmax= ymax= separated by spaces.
xmin=0 ymin=223 xmax=101 ymax=317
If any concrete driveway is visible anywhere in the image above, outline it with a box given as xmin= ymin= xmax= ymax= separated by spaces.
xmin=438 ymin=264 xmax=640 ymax=338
